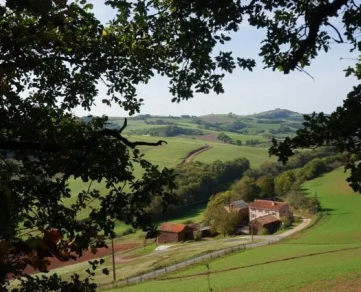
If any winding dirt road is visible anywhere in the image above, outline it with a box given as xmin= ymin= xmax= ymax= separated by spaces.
xmin=183 ymin=145 xmax=213 ymax=163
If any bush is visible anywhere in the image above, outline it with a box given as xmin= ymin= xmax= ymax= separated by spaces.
xmin=281 ymin=215 xmax=294 ymax=228
xmin=121 ymin=227 xmax=136 ymax=236
xmin=205 ymin=205 xmax=239 ymax=236
xmin=182 ymin=219 xmax=194 ymax=225
xmin=258 ymin=227 xmax=270 ymax=235
xmin=193 ymin=230 xmax=202 ymax=241
xmin=286 ymin=190 xmax=320 ymax=214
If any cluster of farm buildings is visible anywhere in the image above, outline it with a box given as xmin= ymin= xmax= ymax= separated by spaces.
xmin=157 ymin=199 xmax=293 ymax=244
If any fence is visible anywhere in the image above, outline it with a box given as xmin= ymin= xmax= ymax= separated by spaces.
xmin=98 ymin=243 xmax=248 ymax=290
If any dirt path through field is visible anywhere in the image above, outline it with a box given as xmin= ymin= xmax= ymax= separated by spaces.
xmin=183 ymin=145 xmax=213 ymax=163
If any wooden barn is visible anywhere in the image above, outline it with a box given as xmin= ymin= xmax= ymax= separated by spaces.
xmin=157 ymin=222 xmax=194 ymax=244
xmin=249 ymin=215 xmax=282 ymax=235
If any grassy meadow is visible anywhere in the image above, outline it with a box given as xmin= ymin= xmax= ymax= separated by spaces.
xmin=107 ymin=168 xmax=361 ymax=292
xmin=195 ymin=144 xmax=275 ymax=168
xmin=65 ymin=134 xmax=275 ymax=221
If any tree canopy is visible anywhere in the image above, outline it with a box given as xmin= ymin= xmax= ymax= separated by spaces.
xmin=1 ymin=0 xmax=361 ymax=291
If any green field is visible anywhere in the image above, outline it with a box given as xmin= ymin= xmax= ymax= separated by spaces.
xmin=109 ymin=168 xmax=361 ymax=292
xmin=195 ymin=144 xmax=275 ymax=168
xmin=110 ymin=109 xmax=300 ymax=138
xmin=65 ymin=134 xmax=273 ymax=235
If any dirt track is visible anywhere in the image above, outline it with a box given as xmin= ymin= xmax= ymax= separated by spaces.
xmin=183 ymin=145 xmax=213 ymax=163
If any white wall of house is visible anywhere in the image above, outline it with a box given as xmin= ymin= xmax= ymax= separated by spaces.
xmin=249 ymin=205 xmax=291 ymax=221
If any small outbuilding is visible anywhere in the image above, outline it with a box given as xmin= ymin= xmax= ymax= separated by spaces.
xmin=249 ymin=215 xmax=282 ymax=235
xmin=157 ymin=222 xmax=194 ymax=244
xmin=224 ymin=200 xmax=249 ymax=223
xmin=200 ymin=226 xmax=213 ymax=238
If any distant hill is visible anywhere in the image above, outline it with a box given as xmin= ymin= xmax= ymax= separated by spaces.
xmin=88 ymin=109 xmax=307 ymax=146
xmin=251 ymin=108 xmax=303 ymax=120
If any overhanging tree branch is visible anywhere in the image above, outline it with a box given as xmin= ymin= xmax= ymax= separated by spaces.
xmin=326 ymin=21 xmax=344 ymax=43
xmin=285 ymin=0 xmax=347 ymax=72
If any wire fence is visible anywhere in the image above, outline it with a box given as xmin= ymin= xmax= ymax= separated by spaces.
xmin=98 ymin=243 xmax=250 ymax=290
xmin=97 ymin=220 xmax=309 ymax=290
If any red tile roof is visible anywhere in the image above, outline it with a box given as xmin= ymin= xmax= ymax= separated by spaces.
xmin=251 ymin=214 xmax=280 ymax=225
xmin=248 ymin=200 xmax=287 ymax=211
xmin=158 ymin=222 xmax=187 ymax=233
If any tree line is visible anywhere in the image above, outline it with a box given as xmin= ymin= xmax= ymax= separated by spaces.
xmin=147 ymin=158 xmax=250 ymax=217
xmin=217 ymin=132 xmax=260 ymax=146
xmin=130 ymin=125 xmax=203 ymax=137
xmin=202 ymin=148 xmax=351 ymax=236
xmin=212 ymin=148 xmax=347 ymax=207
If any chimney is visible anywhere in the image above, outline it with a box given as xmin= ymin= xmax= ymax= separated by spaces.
xmin=272 ymin=201 xmax=276 ymax=206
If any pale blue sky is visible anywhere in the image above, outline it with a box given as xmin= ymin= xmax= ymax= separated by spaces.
xmin=75 ymin=1 xmax=358 ymax=117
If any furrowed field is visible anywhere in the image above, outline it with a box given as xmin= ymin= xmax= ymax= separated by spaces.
xmin=108 ymin=168 xmax=361 ymax=292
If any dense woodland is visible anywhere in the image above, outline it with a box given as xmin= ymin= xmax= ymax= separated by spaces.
xmin=148 ymin=158 xmax=250 ymax=216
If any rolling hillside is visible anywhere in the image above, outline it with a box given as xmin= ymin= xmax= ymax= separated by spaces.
xmin=68 ymin=109 xmax=302 ymax=236
xmin=113 ymin=168 xmax=361 ymax=292
xmin=108 ymin=108 xmax=305 ymax=141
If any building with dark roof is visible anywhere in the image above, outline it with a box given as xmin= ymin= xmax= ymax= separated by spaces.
xmin=224 ymin=200 xmax=249 ymax=222
xmin=157 ymin=222 xmax=194 ymax=244
xmin=249 ymin=214 xmax=282 ymax=235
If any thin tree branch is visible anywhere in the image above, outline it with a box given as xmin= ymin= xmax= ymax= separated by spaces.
xmin=295 ymin=65 xmax=315 ymax=80
xmin=286 ymin=0 xmax=347 ymax=73
xmin=0 ymin=128 xmax=167 ymax=152
xmin=119 ymin=118 xmax=128 ymax=133
xmin=325 ymin=21 xmax=344 ymax=43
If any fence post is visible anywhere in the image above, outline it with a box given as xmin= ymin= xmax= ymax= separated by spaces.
xmin=140 ymin=275 xmax=142 ymax=282
xmin=165 ymin=267 xmax=167 ymax=273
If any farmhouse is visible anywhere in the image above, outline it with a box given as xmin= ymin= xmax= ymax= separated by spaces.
xmin=249 ymin=214 xmax=282 ymax=235
xmin=224 ymin=200 xmax=249 ymax=222
xmin=248 ymin=199 xmax=292 ymax=221
xmin=157 ymin=222 xmax=194 ymax=244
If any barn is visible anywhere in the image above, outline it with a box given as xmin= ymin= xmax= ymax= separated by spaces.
xmin=157 ymin=222 xmax=194 ymax=244
xmin=249 ymin=215 xmax=282 ymax=235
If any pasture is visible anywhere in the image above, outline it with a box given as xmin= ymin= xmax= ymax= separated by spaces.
xmin=109 ymin=168 xmax=361 ymax=292
xmin=195 ymin=144 xmax=275 ymax=168
xmin=65 ymin=133 xmax=275 ymax=234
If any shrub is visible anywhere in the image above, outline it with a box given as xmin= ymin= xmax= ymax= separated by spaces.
xmin=258 ymin=228 xmax=270 ymax=235
xmin=193 ymin=230 xmax=202 ymax=241
xmin=286 ymin=190 xmax=320 ymax=214
xmin=182 ymin=219 xmax=194 ymax=225
xmin=121 ymin=227 xmax=136 ymax=236
xmin=281 ymin=215 xmax=294 ymax=228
